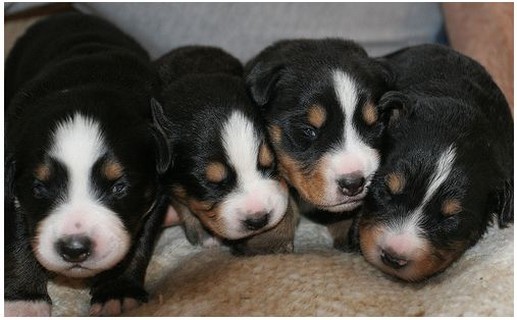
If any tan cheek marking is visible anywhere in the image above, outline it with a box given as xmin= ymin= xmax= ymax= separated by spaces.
xmin=268 ymin=125 xmax=282 ymax=144
xmin=362 ymin=102 xmax=378 ymax=126
xmin=205 ymin=162 xmax=227 ymax=183
xmin=276 ymin=151 xmax=328 ymax=205
xmin=34 ymin=164 xmax=51 ymax=181
xmin=385 ymin=172 xmax=405 ymax=194
xmin=103 ymin=160 xmax=124 ymax=181
xmin=359 ymin=220 xmax=384 ymax=261
xmin=172 ymin=185 xmax=188 ymax=200
xmin=307 ymin=104 xmax=327 ymax=128
xmin=442 ymin=199 xmax=462 ymax=216
xmin=188 ymin=199 xmax=226 ymax=236
xmin=407 ymin=242 xmax=466 ymax=282
xmin=258 ymin=143 xmax=274 ymax=168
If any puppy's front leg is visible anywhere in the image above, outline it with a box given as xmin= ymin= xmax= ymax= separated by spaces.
xmin=89 ymin=193 xmax=169 ymax=316
xmin=175 ymin=202 xmax=221 ymax=247
xmin=5 ymin=198 xmax=52 ymax=316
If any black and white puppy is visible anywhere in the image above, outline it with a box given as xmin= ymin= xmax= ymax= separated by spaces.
xmin=244 ymin=39 xmax=394 ymax=248
xmin=154 ymin=46 xmax=294 ymax=254
xmin=5 ymin=12 xmax=171 ymax=316
xmin=356 ymin=44 xmax=514 ymax=282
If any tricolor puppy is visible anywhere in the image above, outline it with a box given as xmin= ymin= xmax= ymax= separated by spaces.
xmin=5 ymin=13 xmax=171 ymax=316
xmin=356 ymin=44 xmax=514 ymax=282
xmin=154 ymin=46 xmax=294 ymax=254
xmin=244 ymin=39 xmax=394 ymax=248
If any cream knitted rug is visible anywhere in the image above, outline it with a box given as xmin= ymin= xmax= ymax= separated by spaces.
xmin=47 ymin=217 xmax=513 ymax=316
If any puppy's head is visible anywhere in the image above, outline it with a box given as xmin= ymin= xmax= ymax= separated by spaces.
xmin=357 ymin=94 xmax=513 ymax=281
xmin=245 ymin=39 xmax=394 ymax=212
xmin=7 ymin=93 xmax=170 ymax=278
xmin=161 ymin=71 xmax=289 ymax=240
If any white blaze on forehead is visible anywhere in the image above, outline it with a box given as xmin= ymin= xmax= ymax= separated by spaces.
xmin=388 ymin=145 xmax=457 ymax=235
xmin=422 ymin=145 xmax=457 ymax=205
xmin=321 ymin=69 xmax=379 ymax=203
xmin=50 ymin=113 xmax=106 ymax=201
xmin=219 ymin=110 xmax=288 ymax=239
xmin=34 ymin=112 xmax=131 ymax=277
xmin=222 ymin=110 xmax=262 ymax=187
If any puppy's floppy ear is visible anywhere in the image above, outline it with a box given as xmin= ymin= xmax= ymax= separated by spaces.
xmin=496 ymin=178 xmax=514 ymax=227
xmin=150 ymin=97 xmax=174 ymax=174
xmin=378 ymin=91 xmax=411 ymax=128
xmin=373 ymin=58 xmax=396 ymax=91
xmin=244 ymin=55 xmax=285 ymax=107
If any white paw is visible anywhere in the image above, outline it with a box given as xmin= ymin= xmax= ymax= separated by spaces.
xmin=89 ymin=298 xmax=141 ymax=316
xmin=202 ymin=236 xmax=222 ymax=248
xmin=4 ymin=300 xmax=51 ymax=317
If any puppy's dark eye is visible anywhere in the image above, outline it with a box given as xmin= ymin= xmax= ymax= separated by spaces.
xmin=111 ymin=180 xmax=129 ymax=199
xmin=32 ymin=180 xmax=49 ymax=199
xmin=303 ymin=126 xmax=317 ymax=140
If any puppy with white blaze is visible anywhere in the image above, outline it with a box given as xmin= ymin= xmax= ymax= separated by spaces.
xmin=5 ymin=12 xmax=171 ymax=316
xmin=244 ymin=39 xmax=395 ymax=249
xmin=153 ymin=46 xmax=295 ymax=255
xmin=353 ymin=44 xmax=514 ymax=282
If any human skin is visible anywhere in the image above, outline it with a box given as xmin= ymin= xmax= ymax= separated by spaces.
xmin=442 ymin=3 xmax=514 ymax=115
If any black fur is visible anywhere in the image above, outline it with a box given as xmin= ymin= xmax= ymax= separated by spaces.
xmin=356 ymin=44 xmax=513 ymax=280
xmin=5 ymin=12 xmax=170 ymax=315
xmin=244 ymin=38 xmax=396 ymax=249
xmin=154 ymin=46 xmax=294 ymax=253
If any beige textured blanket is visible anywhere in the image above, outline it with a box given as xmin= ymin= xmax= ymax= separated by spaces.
xmin=48 ymin=218 xmax=513 ymax=316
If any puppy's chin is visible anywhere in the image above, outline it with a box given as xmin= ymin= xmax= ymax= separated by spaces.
xmin=55 ymin=265 xmax=101 ymax=278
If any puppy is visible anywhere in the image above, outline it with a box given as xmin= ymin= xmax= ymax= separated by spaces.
xmin=355 ymin=44 xmax=514 ymax=281
xmin=153 ymin=46 xmax=295 ymax=255
xmin=5 ymin=12 xmax=171 ymax=316
xmin=244 ymin=39 xmax=394 ymax=249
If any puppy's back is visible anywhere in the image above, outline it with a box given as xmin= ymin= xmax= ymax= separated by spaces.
xmin=384 ymin=44 xmax=512 ymax=172
xmin=155 ymin=46 xmax=243 ymax=87
xmin=5 ymin=12 xmax=149 ymax=107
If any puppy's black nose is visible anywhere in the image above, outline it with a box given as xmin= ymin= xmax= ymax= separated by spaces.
xmin=243 ymin=213 xmax=270 ymax=231
xmin=337 ymin=175 xmax=365 ymax=196
xmin=381 ymin=249 xmax=408 ymax=269
xmin=56 ymin=235 xmax=92 ymax=263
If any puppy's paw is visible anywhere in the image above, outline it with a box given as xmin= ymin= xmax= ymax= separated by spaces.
xmin=182 ymin=216 xmax=218 ymax=247
xmin=90 ymin=278 xmax=148 ymax=316
xmin=4 ymin=300 xmax=51 ymax=316
xmin=90 ymin=297 xmax=141 ymax=316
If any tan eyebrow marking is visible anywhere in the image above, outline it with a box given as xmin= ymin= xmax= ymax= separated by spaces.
xmin=206 ymin=161 xmax=227 ymax=183
xmin=102 ymin=160 xmax=124 ymax=181
xmin=442 ymin=199 xmax=462 ymax=216
xmin=385 ymin=172 xmax=405 ymax=194
xmin=307 ymin=104 xmax=327 ymax=128
xmin=258 ymin=143 xmax=274 ymax=168
xmin=362 ymin=102 xmax=378 ymax=126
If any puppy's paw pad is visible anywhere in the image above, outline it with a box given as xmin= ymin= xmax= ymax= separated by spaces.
xmin=89 ymin=298 xmax=141 ymax=316
xmin=5 ymin=300 xmax=51 ymax=316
